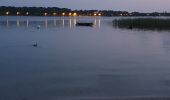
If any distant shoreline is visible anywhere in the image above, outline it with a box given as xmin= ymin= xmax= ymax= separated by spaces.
xmin=1 ymin=6 xmax=170 ymax=17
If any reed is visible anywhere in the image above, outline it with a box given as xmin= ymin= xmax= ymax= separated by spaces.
xmin=113 ymin=18 xmax=170 ymax=30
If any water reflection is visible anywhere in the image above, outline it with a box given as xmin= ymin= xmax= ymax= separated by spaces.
xmin=26 ymin=19 xmax=29 ymax=28
xmin=73 ymin=17 xmax=76 ymax=27
xmin=98 ymin=18 xmax=101 ymax=28
xmin=94 ymin=18 xmax=97 ymax=26
xmin=6 ymin=19 xmax=9 ymax=27
xmin=16 ymin=19 xmax=20 ymax=27
xmin=53 ymin=19 xmax=56 ymax=27
xmin=69 ymin=17 xmax=72 ymax=28
xmin=62 ymin=18 xmax=65 ymax=28
xmin=45 ymin=19 xmax=48 ymax=28
xmin=0 ymin=17 xmax=102 ymax=29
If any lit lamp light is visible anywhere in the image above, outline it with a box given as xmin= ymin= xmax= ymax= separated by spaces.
xmin=69 ymin=12 xmax=72 ymax=16
xmin=62 ymin=12 xmax=65 ymax=16
xmin=44 ymin=12 xmax=47 ymax=16
xmin=53 ymin=13 xmax=57 ymax=16
xmin=17 ymin=12 xmax=20 ymax=15
xmin=94 ymin=13 xmax=97 ymax=16
xmin=26 ymin=12 xmax=29 ymax=15
xmin=6 ymin=11 xmax=9 ymax=15
xmin=73 ymin=12 xmax=77 ymax=16
xmin=98 ymin=13 xmax=101 ymax=16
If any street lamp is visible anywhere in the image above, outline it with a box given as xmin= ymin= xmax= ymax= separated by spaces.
xmin=17 ymin=12 xmax=20 ymax=15
xmin=62 ymin=12 xmax=65 ymax=16
xmin=6 ymin=11 xmax=9 ymax=15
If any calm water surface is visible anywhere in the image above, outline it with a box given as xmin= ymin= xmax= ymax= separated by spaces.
xmin=1 ymin=16 xmax=170 ymax=100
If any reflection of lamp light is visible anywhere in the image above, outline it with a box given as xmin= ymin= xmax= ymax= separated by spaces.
xmin=26 ymin=12 xmax=29 ymax=15
xmin=26 ymin=19 xmax=29 ymax=28
xmin=62 ymin=13 xmax=65 ymax=16
xmin=17 ymin=20 xmax=20 ymax=27
xmin=69 ymin=18 xmax=72 ymax=28
xmin=62 ymin=19 xmax=65 ymax=28
xmin=45 ymin=19 xmax=48 ymax=28
xmin=6 ymin=19 xmax=9 ymax=27
xmin=53 ymin=19 xmax=56 ymax=26
xmin=98 ymin=18 xmax=101 ymax=28
xmin=6 ymin=11 xmax=9 ymax=15
xmin=53 ymin=13 xmax=56 ymax=16
xmin=73 ymin=18 xmax=76 ymax=26
xmin=94 ymin=19 xmax=97 ymax=26
xmin=44 ymin=13 xmax=47 ymax=16
xmin=17 ymin=12 xmax=20 ymax=15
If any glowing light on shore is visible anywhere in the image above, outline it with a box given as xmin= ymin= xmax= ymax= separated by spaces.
xmin=94 ymin=13 xmax=97 ymax=16
xmin=62 ymin=13 xmax=65 ymax=16
xmin=26 ymin=12 xmax=29 ymax=15
xmin=44 ymin=12 xmax=47 ymax=16
xmin=17 ymin=12 xmax=19 ymax=15
xmin=73 ymin=12 xmax=77 ymax=16
xmin=69 ymin=12 xmax=72 ymax=16
xmin=6 ymin=11 xmax=9 ymax=15
xmin=98 ymin=13 xmax=101 ymax=16
xmin=53 ymin=13 xmax=57 ymax=16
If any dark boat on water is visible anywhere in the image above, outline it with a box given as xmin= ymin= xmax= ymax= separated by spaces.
xmin=32 ymin=43 xmax=38 ymax=47
xmin=76 ymin=22 xmax=93 ymax=26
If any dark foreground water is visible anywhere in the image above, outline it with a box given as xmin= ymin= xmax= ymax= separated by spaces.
xmin=1 ymin=16 xmax=170 ymax=100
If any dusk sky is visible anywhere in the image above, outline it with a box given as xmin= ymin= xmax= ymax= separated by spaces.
xmin=0 ymin=0 xmax=169 ymax=12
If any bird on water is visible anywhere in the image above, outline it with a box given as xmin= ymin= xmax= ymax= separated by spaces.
xmin=32 ymin=43 xmax=38 ymax=47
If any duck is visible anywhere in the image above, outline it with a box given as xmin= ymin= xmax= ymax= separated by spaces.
xmin=32 ymin=43 xmax=38 ymax=47
xmin=128 ymin=25 xmax=133 ymax=29
xmin=37 ymin=25 xmax=41 ymax=29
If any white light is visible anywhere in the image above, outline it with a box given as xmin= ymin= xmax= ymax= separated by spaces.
xmin=6 ymin=11 xmax=9 ymax=15
xmin=26 ymin=12 xmax=29 ymax=15
xmin=17 ymin=12 xmax=20 ymax=15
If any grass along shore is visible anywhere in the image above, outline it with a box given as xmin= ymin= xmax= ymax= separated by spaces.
xmin=113 ymin=18 xmax=170 ymax=30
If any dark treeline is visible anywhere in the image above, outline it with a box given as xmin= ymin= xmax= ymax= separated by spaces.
xmin=1 ymin=6 xmax=170 ymax=16
xmin=0 ymin=6 xmax=71 ymax=16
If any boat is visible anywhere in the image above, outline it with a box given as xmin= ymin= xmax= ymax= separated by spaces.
xmin=76 ymin=22 xmax=93 ymax=26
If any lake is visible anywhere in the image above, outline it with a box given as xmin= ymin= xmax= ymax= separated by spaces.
xmin=1 ymin=16 xmax=170 ymax=100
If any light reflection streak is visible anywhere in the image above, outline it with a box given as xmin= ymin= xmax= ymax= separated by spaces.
xmin=26 ymin=19 xmax=29 ymax=28
xmin=98 ymin=18 xmax=101 ymax=28
xmin=53 ymin=19 xmax=56 ymax=27
xmin=45 ymin=19 xmax=48 ymax=28
xmin=17 ymin=20 xmax=20 ymax=27
xmin=73 ymin=17 xmax=77 ymax=27
xmin=62 ymin=18 xmax=65 ymax=28
xmin=6 ymin=19 xmax=9 ymax=27
xmin=3 ymin=17 xmax=101 ymax=29
xmin=69 ymin=17 xmax=72 ymax=28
